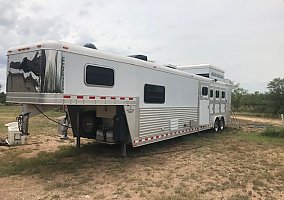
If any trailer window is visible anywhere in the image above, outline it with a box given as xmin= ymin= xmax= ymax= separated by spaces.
xmin=144 ymin=84 xmax=165 ymax=103
xmin=222 ymin=91 xmax=226 ymax=99
xmin=201 ymin=87 xmax=208 ymax=96
xmin=215 ymin=90 xmax=220 ymax=98
xmin=210 ymin=89 xmax=214 ymax=98
xmin=86 ymin=65 xmax=114 ymax=86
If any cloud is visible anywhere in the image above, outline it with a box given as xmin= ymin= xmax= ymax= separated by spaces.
xmin=0 ymin=0 xmax=283 ymax=93
xmin=0 ymin=0 xmax=20 ymax=28
xmin=14 ymin=16 xmax=70 ymax=40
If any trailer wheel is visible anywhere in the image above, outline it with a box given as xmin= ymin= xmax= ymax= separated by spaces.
xmin=219 ymin=117 xmax=225 ymax=131
xmin=81 ymin=114 xmax=96 ymax=134
xmin=213 ymin=119 xmax=219 ymax=132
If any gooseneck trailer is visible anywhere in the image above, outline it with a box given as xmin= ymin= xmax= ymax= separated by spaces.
xmin=6 ymin=41 xmax=232 ymax=155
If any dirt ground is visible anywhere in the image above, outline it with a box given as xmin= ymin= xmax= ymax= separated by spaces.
xmin=0 ymin=113 xmax=283 ymax=200
xmin=233 ymin=114 xmax=284 ymax=127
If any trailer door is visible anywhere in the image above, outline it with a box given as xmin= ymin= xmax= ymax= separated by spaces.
xmin=199 ymin=84 xmax=210 ymax=125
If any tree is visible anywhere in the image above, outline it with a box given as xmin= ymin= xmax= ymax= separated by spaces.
xmin=0 ymin=84 xmax=6 ymax=105
xmin=0 ymin=92 xmax=5 ymax=104
xmin=231 ymin=83 xmax=247 ymax=112
xmin=267 ymin=78 xmax=284 ymax=115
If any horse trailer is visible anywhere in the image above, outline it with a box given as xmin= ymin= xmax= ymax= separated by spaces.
xmin=6 ymin=41 xmax=232 ymax=155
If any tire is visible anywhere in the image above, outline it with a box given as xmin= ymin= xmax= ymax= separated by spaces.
xmin=219 ymin=118 xmax=225 ymax=131
xmin=81 ymin=114 xmax=96 ymax=134
xmin=213 ymin=119 xmax=219 ymax=132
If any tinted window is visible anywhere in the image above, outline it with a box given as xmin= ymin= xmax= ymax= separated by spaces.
xmin=215 ymin=90 xmax=220 ymax=98
xmin=201 ymin=87 xmax=208 ymax=96
xmin=222 ymin=91 xmax=226 ymax=99
xmin=144 ymin=84 xmax=165 ymax=103
xmin=86 ymin=65 xmax=114 ymax=86
xmin=210 ymin=89 xmax=214 ymax=98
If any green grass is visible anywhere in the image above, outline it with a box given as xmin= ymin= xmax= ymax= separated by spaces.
xmin=261 ymin=126 xmax=284 ymax=138
xmin=0 ymin=143 xmax=124 ymax=178
xmin=0 ymin=105 xmax=65 ymax=137
xmin=0 ymin=105 xmax=21 ymax=136
xmin=0 ymin=126 xmax=282 ymax=182
xmin=236 ymin=129 xmax=284 ymax=145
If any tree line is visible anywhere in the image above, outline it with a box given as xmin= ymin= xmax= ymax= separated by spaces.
xmin=0 ymin=84 xmax=5 ymax=104
xmin=232 ymin=78 xmax=284 ymax=116
xmin=1 ymin=78 xmax=284 ymax=115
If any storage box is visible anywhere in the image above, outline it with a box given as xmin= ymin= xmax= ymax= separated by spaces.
xmin=5 ymin=122 xmax=27 ymax=145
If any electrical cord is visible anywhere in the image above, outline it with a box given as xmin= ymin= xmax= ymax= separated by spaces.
xmin=33 ymin=105 xmax=72 ymax=128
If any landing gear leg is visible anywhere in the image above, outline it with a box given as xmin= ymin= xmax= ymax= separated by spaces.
xmin=60 ymin=111 xmax=70 ymax=140
xmin=76 ymin=136 xmax=81 ymax=148
xmin=121 ymin=140 xmax=127 ymax=157
xmin=76 ymin=109 xmax=80 ymax=148
xmin=17 ymin=112 xmax=30 ymax=135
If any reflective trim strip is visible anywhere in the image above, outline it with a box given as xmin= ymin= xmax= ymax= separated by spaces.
xmin=6 ymin=93 xmax=137 ymax=105
xmin=133 ymin=124 xmax=213 ymax=145
xmin=62 ymin=95 xmax=135 ymax=101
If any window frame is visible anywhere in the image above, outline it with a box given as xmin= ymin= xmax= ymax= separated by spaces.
xmin=210 ymin=89 xmax=214 ymax=99
xmin=201 ymin=86 xmax=209 ymax=97
xmin=221 ymin=91 xmax=226 ymax=99
xmin=215 ymin=90 xmax=220 ymax=99
xmin=144 ymin=84 xmax=165 ymax=104
xmin=84 ymin=64 xmax=115 ymax=87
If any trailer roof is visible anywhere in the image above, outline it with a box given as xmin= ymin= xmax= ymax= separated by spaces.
xmin=7 ymin=40 xmax=230 ymax=86
xmin=178 ymin=64 xmax=225 ymax=73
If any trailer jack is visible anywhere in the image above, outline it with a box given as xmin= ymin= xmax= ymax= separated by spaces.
xmin=60 ymin=112 xmax=70 ymax=140
xmin=16 ymin=112 xmax=30 ymax=135
xmin=121 ymin=140 xmax=127 ymax=157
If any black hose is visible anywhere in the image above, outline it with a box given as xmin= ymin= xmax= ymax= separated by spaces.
xmin=33 ymin=105 xmax=72 ymax=128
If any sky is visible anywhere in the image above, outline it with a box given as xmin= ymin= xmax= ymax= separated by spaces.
xmin=0 ymin=0 xmax=284 ymax=93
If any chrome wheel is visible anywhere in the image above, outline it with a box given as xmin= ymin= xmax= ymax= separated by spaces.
xmin=219 ymin=118 xmax=225 ymax=131
xmin=214 ymin=119 xmax=219 ymax=132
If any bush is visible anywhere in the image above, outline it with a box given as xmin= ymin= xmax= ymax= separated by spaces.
xmin=261 ymin=126 xmax=284 ymax=138
xmin=0 ymin=92 xmax=6 ymax=105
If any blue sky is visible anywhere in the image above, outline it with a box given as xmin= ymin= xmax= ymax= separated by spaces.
xmin=0 ymin=0 xmax=284 ymax=93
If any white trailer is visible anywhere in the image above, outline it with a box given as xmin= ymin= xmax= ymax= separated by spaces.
xmin=6 ymin=41 xmax=232 ymax=155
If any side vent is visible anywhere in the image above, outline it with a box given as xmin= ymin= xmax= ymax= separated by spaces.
xmin=129 ymin=55 xmax=148 ymax=61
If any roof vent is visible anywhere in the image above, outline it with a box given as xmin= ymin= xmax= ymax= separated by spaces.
xmin=129 ymin=55 xmax=148 ymax=61
xmin=83 ymin=43 xmax=97 ymax=50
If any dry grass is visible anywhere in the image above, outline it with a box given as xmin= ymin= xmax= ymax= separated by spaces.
xmin=0 ymin=105 xmax=283 ymax=199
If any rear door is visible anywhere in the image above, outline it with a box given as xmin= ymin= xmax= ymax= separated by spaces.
xmin=199 ymin=83 xmax=210 ymax=125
